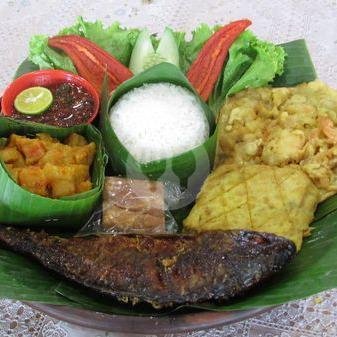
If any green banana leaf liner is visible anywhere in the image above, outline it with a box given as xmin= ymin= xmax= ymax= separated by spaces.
xmin=3 ymin=39 xmax=337 ymax=316
xmin=0 ymin=117 xmax=106 ymax=228
xmin=100 ymin=63 xmax=217 ymax=195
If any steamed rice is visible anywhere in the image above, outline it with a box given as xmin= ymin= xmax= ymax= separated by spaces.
xmin=110 ymin=83 xmax=209 ymax=163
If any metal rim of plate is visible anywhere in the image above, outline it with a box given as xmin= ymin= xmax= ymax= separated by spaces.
xmin=26 ymin=302 xmax=272 ymax=334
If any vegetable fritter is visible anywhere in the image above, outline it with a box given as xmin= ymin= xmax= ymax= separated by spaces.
xmin=216 ymin=81 xmax=337 ymax=201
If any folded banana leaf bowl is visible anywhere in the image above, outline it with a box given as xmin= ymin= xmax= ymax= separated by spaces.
xmin=101 ymin=63 xmax=217 ymax=194
xmin=0 ymin=17 xmax=337 ymax=334
xmin=0 ymin=118 xmax=105 ymax=227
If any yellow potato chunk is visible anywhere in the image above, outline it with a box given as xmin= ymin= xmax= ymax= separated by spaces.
xmin=43 ymin=163 xmax=91 ymax=198
xmin=64 ymin=133 xmax=88 ymax=147
xmin=6 ymin=166 xmax=20 ymax=182
xmin=9 ymin=135 xmax=46 ymax=165
xmin=36 ymin=133 xmax=60 ymax=150
xmin=38 ymin=143 xmax=96 ymax=166
xmin=18 ymin=166 xmax=48 ymax=197
xmin=1 ymin=133 xmax=95 ymax=199
xmin=0 ymin=147 xmax=25 ymax=167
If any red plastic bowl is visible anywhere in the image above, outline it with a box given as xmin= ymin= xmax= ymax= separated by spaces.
xmin=1 ymin=70 xmax=100 ymax=124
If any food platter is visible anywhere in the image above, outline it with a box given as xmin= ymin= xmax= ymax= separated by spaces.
xmin=27 ymin=302 xmax=270 ymax=334
xmin=1 ymin=15 xmax=337 ymax=332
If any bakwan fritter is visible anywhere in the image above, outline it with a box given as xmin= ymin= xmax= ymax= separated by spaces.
xmin=184 ymin=164 xmax=319 ymax=251
xmin=216 ymin=80 xmax=337 ymax=201
xmin=0 ymin=133 xmax=96 ymax=198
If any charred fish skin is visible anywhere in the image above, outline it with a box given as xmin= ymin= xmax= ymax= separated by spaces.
xmin=0 ymin=227 xmax=295 ymax=307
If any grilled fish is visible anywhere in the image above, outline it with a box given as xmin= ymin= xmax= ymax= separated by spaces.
xmin=0 ymin=227 xmax=295 ymax=308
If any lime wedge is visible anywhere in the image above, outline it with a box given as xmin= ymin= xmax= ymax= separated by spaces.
xmin=14 ymin=86 xmax=53 ymax=115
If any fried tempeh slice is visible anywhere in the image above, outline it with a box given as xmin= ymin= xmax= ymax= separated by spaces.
xmin=0 ymin=227 xmax=295 ymax=308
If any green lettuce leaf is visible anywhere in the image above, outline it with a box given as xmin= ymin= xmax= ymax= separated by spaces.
xmin=28 ymin=17 xmax=141 ymax=71
xmin=59 ymin=17 xmax=140 ymax=65
xmin=227 ymin=32 xmax=285 ymax=95
xmin=178 ymin=24 xmax=217 ymax=73
xmin=209 ymin=31 xmax=286 ymax=114
xmin=29 ymin=35 xmax=77 ymax=73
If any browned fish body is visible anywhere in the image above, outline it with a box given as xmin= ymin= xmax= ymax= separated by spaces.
xmin=0 ymin=227 xmax=295 ymax=307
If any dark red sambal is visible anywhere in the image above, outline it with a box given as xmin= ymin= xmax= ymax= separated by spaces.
xmin=8 ymin=83 xmax=94 ymax=127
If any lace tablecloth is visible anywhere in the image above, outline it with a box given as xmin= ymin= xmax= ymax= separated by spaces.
xmin=0 ymin=0 xmax=337 ymax=336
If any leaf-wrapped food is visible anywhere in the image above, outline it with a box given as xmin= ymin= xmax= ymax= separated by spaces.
xmin=0 ymin=117 xmax=105 ymax=227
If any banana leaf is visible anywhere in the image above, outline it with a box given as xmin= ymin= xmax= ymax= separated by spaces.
xmin=14 ymin=58 xmax=39 ymax=79
xmin=272 ymin=39 xmax=316 ymax=87
xmin=100 ymin=62 xmax=217 ymax=193
xmin=1 ymin=38 xmax=337 ymax=317
xmin=0 ymin=118 xmax=106 ymax=227
xmin=0 ymin=206 xmax=337 ymax=315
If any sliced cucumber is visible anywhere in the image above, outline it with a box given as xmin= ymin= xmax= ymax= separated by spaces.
xmin=156 ymin=27 xmax=180 ymax=68
xmin=129 ymin=28 xmax=180 ymax=75
xmin=129 ymin=29 xmax=155 ymax=75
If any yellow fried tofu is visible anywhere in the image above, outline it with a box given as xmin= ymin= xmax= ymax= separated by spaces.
xmin=184 ymin=164 xmax=320 ymax=251
xmin=18 ymin=166 xmax=49 ymax=197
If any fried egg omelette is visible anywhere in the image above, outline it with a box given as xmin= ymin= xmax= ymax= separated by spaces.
xmin=184 ymin=164 xmax=319 ymax=250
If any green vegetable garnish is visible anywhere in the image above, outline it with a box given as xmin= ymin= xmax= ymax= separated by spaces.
xmin=29 ymin=17 xmax=140 ymax=71
xmin=29 ymin=35 xmax=77 ymax=73
xmin=209 ymin=30 xmax=286 ymax=113
xmin=129 ymin=28 xmax=180 ymax=74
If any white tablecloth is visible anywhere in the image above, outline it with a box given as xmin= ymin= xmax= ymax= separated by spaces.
xmin=1 ymin=1 xmax=337 ymax=336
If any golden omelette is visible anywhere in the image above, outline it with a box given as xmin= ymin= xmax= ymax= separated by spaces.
xmin=184 ymin=164 xmax=319 ymax=251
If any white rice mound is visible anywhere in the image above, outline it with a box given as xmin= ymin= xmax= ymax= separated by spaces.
xmin=110 ymin=83 xmax=210 ymax=164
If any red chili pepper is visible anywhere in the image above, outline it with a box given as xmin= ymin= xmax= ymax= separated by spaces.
xmin=187 ymin=19 xmax=252 ymax=101
xmin=48 ymin=35 xmax=133 ymax=94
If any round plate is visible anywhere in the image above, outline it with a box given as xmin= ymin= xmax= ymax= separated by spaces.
xmin=27 ymin=302 xmax=272 ymax=334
